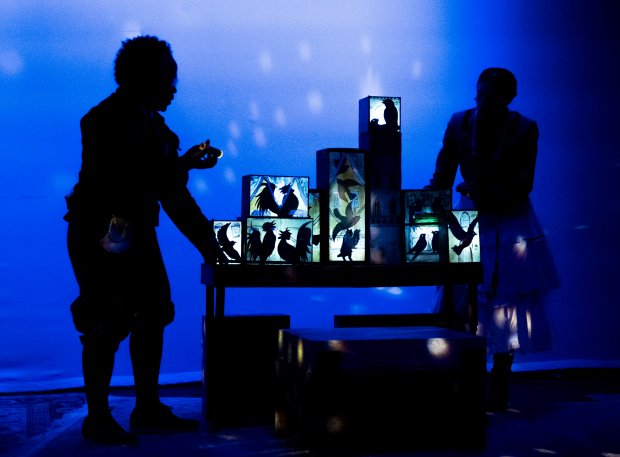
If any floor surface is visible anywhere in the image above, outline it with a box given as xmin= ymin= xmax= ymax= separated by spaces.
xmin=1 ymin=369 xmax=619 ymax=457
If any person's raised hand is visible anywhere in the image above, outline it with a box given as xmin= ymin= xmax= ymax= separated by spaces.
xmin=179 ymin=139 xmax=223 ymax=170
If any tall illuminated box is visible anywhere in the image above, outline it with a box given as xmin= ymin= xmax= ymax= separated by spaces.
xmin=316 ymin=148 xmax=367 ymax=262
xmin=358 ymin=96 xmax=401 ymax=190
xmin=359 ymin=96 xmax=402 ymax=264
xmin=242 ymin=175 xmax=309 ymax=218
xmin=244 ymin=217 xmax=313 ymax=264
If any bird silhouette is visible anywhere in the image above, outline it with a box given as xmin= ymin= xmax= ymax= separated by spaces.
xmin=336 ymin=178 xmax=360 ymax=202
xmin=276 ymin=221 xmax=312 ymax=263
xmin=407 ymin=233 xmax=427 ymax=261
xmin=254 ymin=180 xmax=300 ymax=217
xmin=337 ymin=229 xmax=361 ymax=261
xmin=255 ymin=181 xmax=279 ymax=216
xmin=247 ymin=221 xmax=277 ymax=263
xmin=332 ymin=201 xmax=361 ymax=241
xmin=383 ymin=99 xmax=398 ymax=130
xmin=216 ymin=223 xmax=242 ymax=262
xmin=295 ymin=220 xmax=312 ymax=262
xmin=447 ymin=212 xmax=479 ymax=256
xmin=278 ymin=183 xmax=299 ymax=217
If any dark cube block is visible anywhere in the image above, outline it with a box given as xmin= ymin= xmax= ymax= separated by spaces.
xmin=275 ymin=326 xmax=486 ymax=452
xmin=203 ymin=314 xmax=291 ymax=427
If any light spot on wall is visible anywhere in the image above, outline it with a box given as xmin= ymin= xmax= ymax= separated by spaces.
xmin=274 ymin=107 xmax=287 ymax=127
xmin=253 ymin=126 xmax=267 ymax=147
xmin=0 ymin=50 xmax=24 ymax=76
xmin=258 ymin=50 xmax=272 ymax=73
xmin=223 ymin=166 xmax=236 ymax=184
xmin=360 ymin=35 xmax=372 ymax=55
xmin=298 ymin=41 xmax=312 ymax=62
xmin=411 ymin=59 xmax=423 ymax=80
xmin=249 ymin=101 xmax=260 ymax=121
xmin=307 ymin=90 xmax=323 ymax=114
xmin=359 ymin=67 xmax=383 ymax=98
xmin=228 ymin=121 xmax=241 ymax=139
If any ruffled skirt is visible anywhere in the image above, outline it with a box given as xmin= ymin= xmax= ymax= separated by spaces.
xmin=437 ymin=196 xmax=560 ymax=354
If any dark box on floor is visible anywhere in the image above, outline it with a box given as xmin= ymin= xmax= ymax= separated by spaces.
xmin=275 ymin=326 xmax=487 ymax=451
xmin=202 ymin=314 xmax=290 ymax=427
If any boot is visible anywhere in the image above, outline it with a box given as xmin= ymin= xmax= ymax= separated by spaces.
xmin=488 ymin=350 xmax=514 ymax=412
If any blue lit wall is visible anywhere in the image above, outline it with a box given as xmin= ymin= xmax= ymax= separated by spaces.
xmin=1 ymin=1 xmax=618 ymax=391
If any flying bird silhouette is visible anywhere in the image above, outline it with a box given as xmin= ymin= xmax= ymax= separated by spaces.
xmin=447 ymin=212 xmax=479 ymax=256
xmin=332 ymin=201 xmax=361 ymax=241
xmin=216 ymin=223 xmax=242 ymax=262
xmin=407 ymin=233 xmax=427 ymax=261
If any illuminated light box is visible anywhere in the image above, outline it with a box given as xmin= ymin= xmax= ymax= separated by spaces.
xmin=447 ymin=210 xmax=480 ymax=263
xmin=214 ymin=220 xmax=243 ymax=263
xmin=244 ymin=217 xmax=313 ymax=264
xmin=402 ymin=189 xmax=452 ymax=225
xmin=369 ymin=189 xmax=402 ymax=264
xmin=316 ymin=148 xmax=367 ymax=262
xmin=359 ymin=96 xmax=402 ymax=191
xmin=404 ymin=215 xmax=448 ymax=264
xmin=359 ymin=96 xmax=401 ymax=135
xmin=308 ymin=190 xmax=321 ymax=263
xmin=242 ymin=175 xmax=309 ymax=218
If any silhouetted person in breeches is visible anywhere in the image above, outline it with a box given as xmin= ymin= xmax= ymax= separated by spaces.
xmin=65 ymin=35 xmax=227 ymax=445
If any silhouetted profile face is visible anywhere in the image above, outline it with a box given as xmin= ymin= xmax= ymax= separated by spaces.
xmin=144 ymin=55 xmax=177 ymax=112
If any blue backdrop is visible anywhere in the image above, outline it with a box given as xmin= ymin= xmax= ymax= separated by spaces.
xmin=1 ymin=0 xmax=619 ymax=392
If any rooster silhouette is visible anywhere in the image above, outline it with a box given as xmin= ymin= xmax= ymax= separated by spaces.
xmin=407 ymin=233 xmax=427 ymax=261
xmin=216 ymin=223 xmax=242 ymax=262
xmin=332 ymin=201 xmax=361 ymax=241
xmin=337 ymin=228 xmax=360 ymax=261
xmin=277 ymin=221 xmax=312 ymax=263
xmin=447 ymin=212 xmax=479 ymax=256
xmin=247 ymin=221 xmax=277 ymax=263
xmin=278 ymin=183 xmax=299 ymax=217
xmin=255 ymin=180 xmax=300 ymax=217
